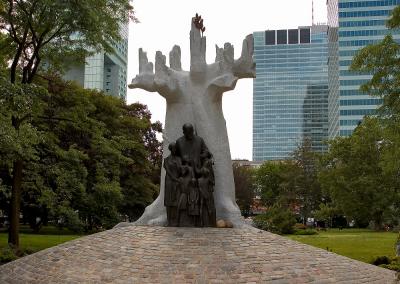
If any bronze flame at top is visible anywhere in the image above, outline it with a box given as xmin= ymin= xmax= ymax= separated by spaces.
xmin=193 ymin=13 xmax=206 ymax=35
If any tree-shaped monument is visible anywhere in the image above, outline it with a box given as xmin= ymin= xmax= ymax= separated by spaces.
xmin=128 ymin=15 xmax=255 ymax=227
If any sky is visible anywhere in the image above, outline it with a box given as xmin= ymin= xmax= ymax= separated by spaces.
xmin=126 ymin=0 xmax=328 ymax=160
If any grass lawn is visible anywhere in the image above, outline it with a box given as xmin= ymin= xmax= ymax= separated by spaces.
xmin=287 ymin=228 xmax=398 ymax=263
xmin=0 ymin=226 xmax=82 ymax=262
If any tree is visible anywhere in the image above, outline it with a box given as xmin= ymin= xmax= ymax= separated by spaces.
xmin=319 ymin=118 xmax=397 ymax=229
xmin=0 ymin=77 xmax=162 ymax=235
xmin=0 ymin=0 xmax=135 ymax=83
xmin=253 ymin=205 xmax=296 ymax=234
xmin=0 ymin=77 xmax=46 ymax=248
xmin=0 ymin=0 xmax=135 ymax=249
xmin=255 ymin=140 xmax=323 ymax=223
xmin=232 ymin=163 xmax=255 ymax=216
xmin=313 ymin=203 xmax=342 ymax=228
xmin=127 ymin=103 xmax=163 ymax=188
xmin=351 ymin=34 xmax=400 ymax=117
xmin=33 ymin=79 xmax=160 ymax=229
xmin=291 ymin=138 xmax=324 ymax=222
xmin=255 ymin=161 xmax=291 ymax=207
xmin=349 ymin=5 xmax=400 ymax=228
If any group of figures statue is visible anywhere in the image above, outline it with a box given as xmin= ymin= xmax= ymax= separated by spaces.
xmin=163 ymin=123 xmax=216 ymax=227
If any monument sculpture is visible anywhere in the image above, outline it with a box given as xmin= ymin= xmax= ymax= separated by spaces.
xmin=127 ymin=14 xmax=255 ymax=227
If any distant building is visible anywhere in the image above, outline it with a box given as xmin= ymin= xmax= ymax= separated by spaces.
xmin=327 ymin=0 xmax=400 ymax=137
xmin=232 ymin=160 xmax=263 ymax=168
xmin=253 ymin=25 xmax=329 ymax=161
xmin=63 ymin=23 xmax=128 ymax=100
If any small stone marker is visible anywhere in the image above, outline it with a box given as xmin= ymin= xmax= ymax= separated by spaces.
xmin=216 ymin=220 xmax=226 ymax=228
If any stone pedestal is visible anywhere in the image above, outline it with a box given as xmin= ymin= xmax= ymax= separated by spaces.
xmin=0 ymin=226 xmax=396 ymax=283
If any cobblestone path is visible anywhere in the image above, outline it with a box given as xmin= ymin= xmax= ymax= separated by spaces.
xmin=0 ymin=226 xmax=397 ymax=283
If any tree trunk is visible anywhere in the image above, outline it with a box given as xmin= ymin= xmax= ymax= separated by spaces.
xmin=23 ymin=47 xmax=41 ymax=84
xmin=373 ymin=212 xmax=383 ymax=231
xmin=27 ymin=56 xmax=41 ymax=84
xmin=8 ymin=160 xmax=23 ymax=249
xmin=10 ymin=45 xmax=23 ymax=84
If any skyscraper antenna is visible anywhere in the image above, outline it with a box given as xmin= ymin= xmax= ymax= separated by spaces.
xmin=312 ymin=0 xmax=315 ymax=25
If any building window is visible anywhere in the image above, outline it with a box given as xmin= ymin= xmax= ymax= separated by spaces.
xmin=339 ymin=19 xmax=386 ymax=27
xmin=288 ymin=29 xmax=298 ymax=44
xmin=277 ymin=30 xmax=287 ymax=44
xmin=339 ymin=1 xmax=400 ymax=8
xmin=339 ymin=10 xmax=390 ymax=18
xmin=265 ymin=30 xmax=275 ymax=45
xmin=300 ymin=29 xmax=311 ymax=44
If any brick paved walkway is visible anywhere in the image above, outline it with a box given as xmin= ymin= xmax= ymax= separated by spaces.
xmin=0 ymin=226 xmax=397 ymax=283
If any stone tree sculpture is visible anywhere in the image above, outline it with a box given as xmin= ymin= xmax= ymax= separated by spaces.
xmin=128 ymin=16 xmax=255 ymax=227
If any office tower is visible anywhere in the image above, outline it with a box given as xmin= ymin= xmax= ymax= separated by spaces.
xmin=64 ymin=23 xmax=129 ymax=100
xmin=327 ymin=0 xmax=340 ymax=138
xmin=327 ymin=0 xmax=400 ymax=137
xmin=253 ymin=25 xmax=329 ymax=161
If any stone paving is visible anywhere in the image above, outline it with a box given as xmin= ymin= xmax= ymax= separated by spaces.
xmin=0 ymin=226 xmax=398 ymax=283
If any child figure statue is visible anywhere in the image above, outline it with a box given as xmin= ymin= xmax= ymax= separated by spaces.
xmin=163 ymin=142 xmax=182 ymax=226
xmin=198 ymin=167 xmax=216 ymax=227
xmin=177 ymin=156 xmax=197 ymax=226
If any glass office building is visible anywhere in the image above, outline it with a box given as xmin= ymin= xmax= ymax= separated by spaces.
xmin=327 ymin=0 xmax=400 ymax=137
xmin=64 ymin=23 xmax=129 ymax=100
xmin=253 ymin=25 xmax=329 ymax=161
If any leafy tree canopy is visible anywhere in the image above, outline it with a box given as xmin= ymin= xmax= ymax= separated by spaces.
xmin=351 ymin=5 xmax=400 ymax=117
xmin=0 ymin=76 xmax=162 ymax=232
xmin=0 ymin=0 xmax=136 ymax=83
xmin=232 ymin=163 xmax=255 ymax=216
xmin=255 ymin=139 xmax=323 ymax=222
xmin=319 ymin=118 xmax=398 ymax=229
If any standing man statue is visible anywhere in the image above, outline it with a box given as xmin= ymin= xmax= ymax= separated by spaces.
xmin=176 ymin=123 xmax=208 ymax=175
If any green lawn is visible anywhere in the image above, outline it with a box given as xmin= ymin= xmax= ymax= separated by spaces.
xmin=0 ymin=226 xmax=82 ymax=262
xmin=0 ymin=233 xmax=80 ymax=252
xmin=287 ymin=229 xmax=398 ymax=263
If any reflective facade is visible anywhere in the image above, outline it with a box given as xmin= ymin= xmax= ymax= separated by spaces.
xmin=64 ymin=23 xmax=129 ymax=100
xmin=253 ymin=25 xmax=329 ymax=161
xmin=327 ymin=0 xmax=400 ymax=137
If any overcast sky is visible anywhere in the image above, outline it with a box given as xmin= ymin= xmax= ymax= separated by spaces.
xmin=126 ymin=0 xmax=328 ymax=160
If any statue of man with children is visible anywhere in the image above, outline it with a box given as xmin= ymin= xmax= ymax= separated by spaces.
xmin=163 ymin=123 xmax=216 ymax=227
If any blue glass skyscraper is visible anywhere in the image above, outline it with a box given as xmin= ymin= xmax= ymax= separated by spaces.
xmin=328 ymin=0 xmax=400 ymax=137
xmin=253 ymin=25 xmax=329 ymax=161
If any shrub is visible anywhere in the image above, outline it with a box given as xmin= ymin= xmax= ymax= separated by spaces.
xmin=294 ymin=223 xmax=307 ymax=230
xmin=375 ymin=257 xmax=400 ymax=272
xmin=0 ymin=246 xmax=45 ymax=265
xmin=371 ymin=256 xmax=390 ymax=266
xmin=293 ymin=229 xmax=318 ymax=235
xmin=379 ymin=263 xmax=400 ymax=272
xmin=56 ymin=207 xmax=84 ymax=233
xmin=0 ymin=246 xmax=18 ymax=264
xmin=253 ymin=206 xmax=296 ymax=234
